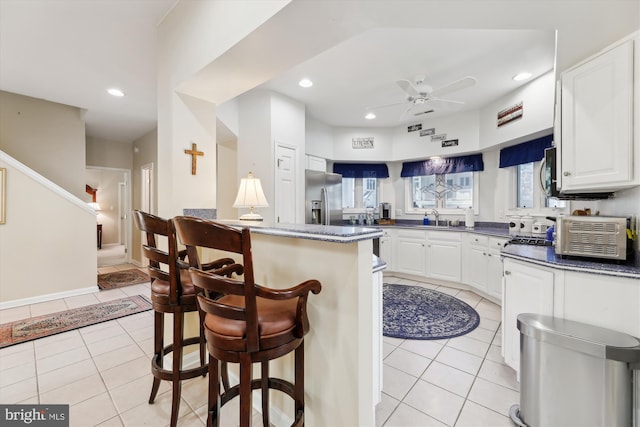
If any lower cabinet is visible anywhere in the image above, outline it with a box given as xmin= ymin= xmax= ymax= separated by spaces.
xmin=426 ymin=231 xmax=461 ymax=282
xmin=502 ymin=258 xmax=555 ymax=374
xmin=462 ymin=234 xmax=509 ymax=302
xmin=379 ymin=229 xmax=394 ymax=271
xmin=395 ymin=229 xmax=426 ymax=276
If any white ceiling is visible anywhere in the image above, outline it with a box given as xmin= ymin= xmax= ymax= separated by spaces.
xmin=0 ymin=1 xmax=556 ymax=142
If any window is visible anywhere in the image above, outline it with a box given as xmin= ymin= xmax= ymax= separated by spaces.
xmin=516 ymin=161 xmax=566 ymax=209
xmin=342 ymin=177 xmax=378 ymax=209
xmin=409 ymin=172 xmax=475 ymax=211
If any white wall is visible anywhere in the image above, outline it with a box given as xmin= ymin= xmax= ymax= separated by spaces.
xmin=305 ymin=116 xmax=334 ymax=160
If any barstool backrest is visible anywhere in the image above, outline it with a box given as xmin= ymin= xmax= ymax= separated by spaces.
xmin=133 ymin=210 xmax=182 ymax=305
xmin=173 ymin=216 xmax=260 ymax=351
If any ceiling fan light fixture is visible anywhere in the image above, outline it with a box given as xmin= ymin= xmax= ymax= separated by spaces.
xmin=106 ymin=87 xmax=126 ymax=97
xmin=365 ymin=112 xmax=376 ymax=120
xmin=298 ymin=78 xmax=313 ymax=88
xmin=512 ymin=72 xmax=532 ymax=81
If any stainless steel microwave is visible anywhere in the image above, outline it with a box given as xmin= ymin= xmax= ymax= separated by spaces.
xmin=541 ymin=147 xmax=613 ymax=200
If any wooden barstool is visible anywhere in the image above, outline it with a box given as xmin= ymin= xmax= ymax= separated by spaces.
xmin=173 ymin=216 xmax=321 ymax=427
xmin=133 ymin=211 xmax=242 ymax=427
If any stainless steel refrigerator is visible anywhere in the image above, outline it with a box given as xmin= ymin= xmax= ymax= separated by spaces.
xmin=305 ymin=170 xmax=343 ymax=225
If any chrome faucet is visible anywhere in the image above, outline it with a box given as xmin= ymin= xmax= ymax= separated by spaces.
xmin=431 ymin=209 xmax=440 ymax=226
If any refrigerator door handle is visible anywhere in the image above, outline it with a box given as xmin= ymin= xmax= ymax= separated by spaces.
xmin=321 ymin=187 xmax=328 ymax=225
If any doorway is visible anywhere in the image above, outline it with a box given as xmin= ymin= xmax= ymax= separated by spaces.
xmin=86 ymin=167 xmax=132 ymax=267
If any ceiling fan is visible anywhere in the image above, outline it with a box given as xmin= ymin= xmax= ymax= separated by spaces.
xmin=369 ymin=75 xmax=477 ymax=119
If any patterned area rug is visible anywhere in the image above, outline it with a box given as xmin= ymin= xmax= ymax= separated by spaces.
xmin=97 ymin=269 xmax=150 ymax=290
xmin=383 ymin=283 xmax=480 ymax=340
xmin=0 ymin=295 xmax=152 ymax=348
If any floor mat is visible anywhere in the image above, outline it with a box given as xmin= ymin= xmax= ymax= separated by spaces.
xmin=97 ymin=269 xmax=150 ymax=290
xmin=0 ymin=295 xmax=152 ymax=348
xmin=383 ymin=283 xmax=480 ymax=340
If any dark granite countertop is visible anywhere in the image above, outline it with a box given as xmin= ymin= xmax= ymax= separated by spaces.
xmin=501 ymin=244 xmax=640 ymax=279
xmin=374 ymin=221 xmax=510 ymax=238
xmin=217 ymin=220 xmax=383 ymax=243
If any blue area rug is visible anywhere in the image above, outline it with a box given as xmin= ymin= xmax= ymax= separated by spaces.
xmin=383 ymin=283 xmax=480 ymax=340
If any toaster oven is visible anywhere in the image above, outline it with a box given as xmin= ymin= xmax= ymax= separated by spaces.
xmin=555 ymin=216 xmax=629 ymax=260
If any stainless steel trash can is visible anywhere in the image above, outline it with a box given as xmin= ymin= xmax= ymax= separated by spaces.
xmin=512 ymin=313 xmax=640 ymax=427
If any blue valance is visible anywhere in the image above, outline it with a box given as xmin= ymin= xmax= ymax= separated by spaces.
xmin=400 ymin=154 xmax=484 ymax=177
xmin=332 ymin=163 xmax=389 ymax=178
xmin=499 ymin=134 xmax=553 ymax=168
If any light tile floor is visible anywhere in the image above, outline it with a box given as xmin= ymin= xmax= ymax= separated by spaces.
xmin=0 ymin=266 xmax=519 ymax=426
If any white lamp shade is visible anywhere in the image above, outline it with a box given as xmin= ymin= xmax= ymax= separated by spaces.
xmin=233 ymin=172 xmax=268 ymax=220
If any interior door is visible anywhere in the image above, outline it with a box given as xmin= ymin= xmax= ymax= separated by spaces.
xmin=275 ymin=144 xmax=296 ymax=224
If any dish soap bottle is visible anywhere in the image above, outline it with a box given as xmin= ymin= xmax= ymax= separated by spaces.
xmin=423 ymin=212 xmax=429 ymax=225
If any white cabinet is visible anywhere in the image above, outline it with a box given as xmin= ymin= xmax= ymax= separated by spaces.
xmin=559 ymin=34 xmax=638 ymax=192
xmin=556 ymin=271 xmax=640 ymax=339
xmin=395 ymin=229 xmax=426 ymax=276
xmin=462 ymin=234 xmax=508 ymax=302
xmin=426 ymin=231 xmax=461 ymax=282
xmin=305 ymin=155 xmax=327 ymax=172
xmin=379 ymin=229 xmax=394 ymax=271
xmin=502 ymin=258 xmax=555 ymax=374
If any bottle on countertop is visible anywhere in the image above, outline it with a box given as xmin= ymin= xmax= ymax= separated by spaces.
xmin=465 ymin=206 xmax=475 ymax=229
xmin=423 ymin=212 xmax=429 ymax=225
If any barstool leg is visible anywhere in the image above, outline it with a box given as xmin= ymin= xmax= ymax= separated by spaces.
xmin=294 ymin=342 xmax=305 ymax=424
xmin=239 ymin=353 xmax=253 ymax=426
xmin=261 ymin=361 xmax=269 ymax=427
xmin=170 ymin=311 xmax=184 ymax=427
xmin=149 ymin=311 xmax=164 ymax=403
xmin=198 ymin=310 xmax=207 ymax=375
xmin=209 ymin=356 xmax=221 ymax=427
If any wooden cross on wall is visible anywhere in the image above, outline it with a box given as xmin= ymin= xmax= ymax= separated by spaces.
xmin=184 ymin=142 xmax=204 ymax=175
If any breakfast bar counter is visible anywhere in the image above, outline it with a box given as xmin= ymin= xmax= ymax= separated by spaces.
xmin=202 ymin=220 xmax=385 ymax=427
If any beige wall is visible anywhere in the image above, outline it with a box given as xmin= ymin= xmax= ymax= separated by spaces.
xmin=0 ymin=91 xmax=86 ymax=199
xmin=131 ymin=129 xmax=158 ymax=263
xmin=0 ymin=152 xmax=97 ymax=305
xmin=86 ymin=136 xmax=133 ymax=170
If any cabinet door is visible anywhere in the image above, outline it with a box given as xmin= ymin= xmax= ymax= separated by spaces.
xmin=379 ymin=236 xmax=393 ymax=271
xmin=486 ymin=250 xmax=503 ymax=301
xmin=560 ymin=39 xmax=634 ymax=191
xmin=503 ymin=258 xmax=554 ymax=374
xmin=426 ymin=240 xmax=461 ymax=282
xmin=395 ymin=237 xmax=426 ymax=276
xmin=465 ymin=245 xmax=488 ymax=290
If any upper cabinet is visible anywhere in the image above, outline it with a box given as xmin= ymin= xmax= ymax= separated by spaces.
xmin=558 ymin=32 xmax=639 ymax=193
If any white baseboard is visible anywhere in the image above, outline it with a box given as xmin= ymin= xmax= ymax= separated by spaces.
xmin=182 ymin=352 xmax=293 ymax=427
xmin=0 ymin=286 xmax=99 ymax=310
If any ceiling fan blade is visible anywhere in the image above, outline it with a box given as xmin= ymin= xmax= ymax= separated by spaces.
xmin=399 ymin=104 xmax=418 ymax=121
xmin=414 ymin=109 xmax=434 ymax=117
xmin=396 ymin=79 xmax=420 ymax=97
xmin=430 ymin=76 xmax=477 ymax=97
xmin=366 ymin=100 xmax=406 ymax=111
xmin=430 ymin=97 xmax=465 ymax=105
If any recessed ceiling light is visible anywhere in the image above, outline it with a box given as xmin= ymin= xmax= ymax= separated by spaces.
xmin=512 ymin=72 xmax=532 ymax=81
xmin=106 ymin=87 xmax=126 ymax=97
xmin=298 ymin=78 xmax=313 ymax=88
xmin=365 ymin=112 xmax=376 ymax=120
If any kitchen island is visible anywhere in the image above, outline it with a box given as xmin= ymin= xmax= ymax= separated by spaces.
xmin=202 ymin=220 xmax=385 ymax=427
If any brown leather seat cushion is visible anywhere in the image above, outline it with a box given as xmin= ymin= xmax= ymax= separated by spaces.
xmin=204 ymin=295 xmax=297 ymax=338
xmin=150 ymin=269 xmax=197 ymax=304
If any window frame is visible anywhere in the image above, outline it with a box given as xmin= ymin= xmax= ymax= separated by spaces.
xmin=505 ymin=160 xmax=569 ymax=216
xmin=342 ymin=177 xmax=382 ymax=213
xmin=404 ymin=171 xmax=479 ymax=215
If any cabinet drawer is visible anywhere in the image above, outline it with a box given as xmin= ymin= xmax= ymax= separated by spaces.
xmin=489 ymin=237 xmax=509 ymax=250
xmin=397 ymin=229 xmax=426 ymax=239
xmin=427 ymin=230 xmax=460 ymax=242
xmin=468 ymin=234 xmax=489 ymax=246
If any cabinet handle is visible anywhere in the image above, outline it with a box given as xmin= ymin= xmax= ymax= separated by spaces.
xmin=505 ymin=270 xmax=511 ymax=275
xmin=483 ymin=252 xmax=487 ymax=256
xmin=563 ymin=171 xmax=571 ymax=176
xmin=488 ymin=253 xmax=492 ymax=257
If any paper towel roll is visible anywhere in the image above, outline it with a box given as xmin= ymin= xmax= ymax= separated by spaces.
xmin=465 ymin=207 xmax=475 ymax=229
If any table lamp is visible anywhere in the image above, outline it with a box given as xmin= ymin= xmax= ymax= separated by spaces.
xmin=233 ymin=172 xmax=269 ymax=221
